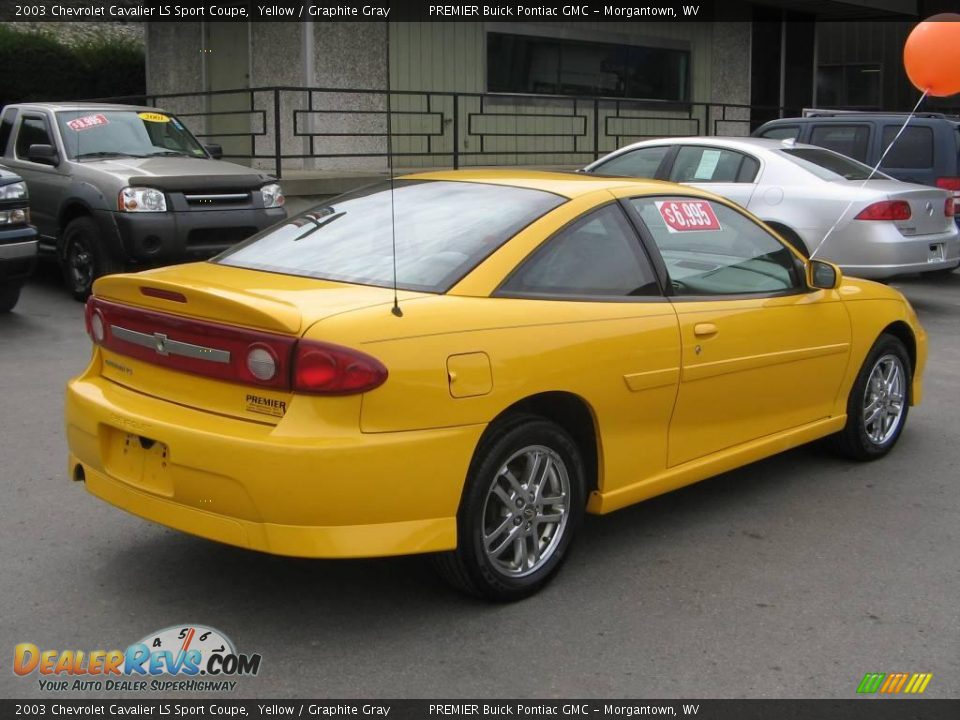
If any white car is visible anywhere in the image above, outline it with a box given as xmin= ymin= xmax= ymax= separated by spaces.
xmin=584 ymin=137 xmax=960 ymax=279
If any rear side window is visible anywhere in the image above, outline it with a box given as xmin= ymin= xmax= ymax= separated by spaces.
xmin=593 ymin=146 xmax=670 ymax=178
xmin=809 ymin=124 xmax=870 ymax=162
xmin=759 ymin=125 xmax=799 ymax=141
xmin=880 ymin=125 xmax=934 ymax=169
xmin=669 ymin=146 xmax=760 ymax=183
xmin=15 ymin=116 xmax=53 ymax=159
xmin=500 ymin=204 xmax=660 ymax=299
xmin=0 ymin=108 xmax=17 ymax=156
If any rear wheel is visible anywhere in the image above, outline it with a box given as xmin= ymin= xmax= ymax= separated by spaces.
xmin=831 ymin=334 xmax=911 ymax=461
xmin=61 ymin=216 xmax=122 ymax=301
xmin=434 ymin=415 xmax=585 ymax=601
xmin=0 ymin=283 xmax=21 ymax=313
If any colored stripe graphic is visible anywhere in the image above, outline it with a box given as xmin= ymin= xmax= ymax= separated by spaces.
xmin=857 ymin=673 xmax=886 ymax=693
xmin=857 ymin=672 xmax=932 ymax=694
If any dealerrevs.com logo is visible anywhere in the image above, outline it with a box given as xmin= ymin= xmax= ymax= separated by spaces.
xmin=13 ymin=624 xmax=262 ymax=692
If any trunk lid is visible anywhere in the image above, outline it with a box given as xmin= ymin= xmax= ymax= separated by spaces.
xmin=858 ymin=180 xmax=953 ymax=236
xmin=92 ymin=263 xmax=425 ymax=423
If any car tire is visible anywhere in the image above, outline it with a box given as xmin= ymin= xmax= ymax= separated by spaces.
xmin=831 ymin=333 xmax=912 ymax=461
xmin=61 ymin=216 xmax=122 ymax=301
xmin=434 ymin=414 xmax=585 ymax=602
xmin=0 ymin=283 xmax=21 ymax=313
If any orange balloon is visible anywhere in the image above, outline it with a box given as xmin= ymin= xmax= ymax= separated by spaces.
xmin=904 ymin=14 xmax=960 ymax=97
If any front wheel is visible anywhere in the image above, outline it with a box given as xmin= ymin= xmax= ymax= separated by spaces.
xmin=434 ymin=415 xmax=585 ymax=601
xmin=831 ymin=334 xmax=912 ymax=461
xmin=0 ymin=283 xmax=21 ymax=313
xmin=61 ymin=216 xmax=122 ymax=301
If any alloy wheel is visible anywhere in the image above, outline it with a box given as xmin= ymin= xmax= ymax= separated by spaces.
xmin=481 ymin=445 xmax=570 ymax=578
xmin=863 ymin=353 xmax=906 ymax=446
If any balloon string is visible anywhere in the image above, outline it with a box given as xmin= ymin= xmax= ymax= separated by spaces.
xmin=810 ymin=90 xmax=929 ymax=261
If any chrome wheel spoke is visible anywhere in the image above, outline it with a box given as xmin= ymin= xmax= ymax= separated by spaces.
xmin=488 ymin=523 xmax=522 ymax=557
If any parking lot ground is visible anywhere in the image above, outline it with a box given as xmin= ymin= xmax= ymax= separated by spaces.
xmin=1 ymin=265 xmax=958 ymax=699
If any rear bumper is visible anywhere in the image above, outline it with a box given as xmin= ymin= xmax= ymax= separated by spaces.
xmin=65 ymin=370 xmax=483 ymax=558
xmin=98 ymin=207 xmax=286 ymax=265
xmin=824 ymin=226 xmax=960 ymax=280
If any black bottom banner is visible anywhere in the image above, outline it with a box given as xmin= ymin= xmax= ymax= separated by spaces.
xmin=4 ymin=700 xmax=959 ymax=720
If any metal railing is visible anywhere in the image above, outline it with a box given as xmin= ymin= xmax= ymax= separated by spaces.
xmin=90 ymin=85 xmax=810 ymax=178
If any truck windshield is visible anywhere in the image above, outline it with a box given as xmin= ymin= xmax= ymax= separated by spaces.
xmin=56 ymin=110 xmax=207 ymax=160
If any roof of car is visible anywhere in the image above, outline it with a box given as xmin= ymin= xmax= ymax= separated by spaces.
xmin=8 ymin=102 xmax=163 ymax=114
xmin=399 ymin=168 xmax=689 ymax=199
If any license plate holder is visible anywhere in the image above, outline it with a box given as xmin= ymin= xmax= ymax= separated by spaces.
xmin=104 ymin=431 xmax=173 ymax=496
xmin=928 ymin=243 xmax=945 ymax=263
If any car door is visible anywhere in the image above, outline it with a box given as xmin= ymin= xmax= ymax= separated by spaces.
xmin=622 ymin=193 xmax=851 ymax=467
xmin=5 ymin=111 xmax=70 ymax=247
xmin=496 ymin=202 xmax=682 ymax=488
xmin=666 ymin=145 xmax=760 ymax=209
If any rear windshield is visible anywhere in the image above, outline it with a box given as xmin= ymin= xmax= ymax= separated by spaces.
xmin=215 ymin=180 xmax=566 ymax=293
xmin=778 ymin=147 xmax=892 ymax=181
xmin=56 ymin=110 xmax=207 ymax=160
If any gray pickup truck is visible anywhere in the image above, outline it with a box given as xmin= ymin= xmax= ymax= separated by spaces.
xmin=0 ymin=102 xmax=287 ymax=299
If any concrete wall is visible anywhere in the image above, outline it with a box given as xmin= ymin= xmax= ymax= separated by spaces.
xmin=143 ymin=20 xmax=753 ymax=174
xmin=144 ymin=22 xmax=206 ymax=136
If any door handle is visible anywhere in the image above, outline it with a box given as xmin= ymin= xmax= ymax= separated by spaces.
xmin=694 ymin=323 xmax=718 ymax=337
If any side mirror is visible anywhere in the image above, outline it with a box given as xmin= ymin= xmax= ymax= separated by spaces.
xmin=808 ymin=259 xmax=842 ymax=290
xmin=204 ymin=144 xmax=223 ymax=160
xmin=27 ymin=143 xmax=59 ymax=166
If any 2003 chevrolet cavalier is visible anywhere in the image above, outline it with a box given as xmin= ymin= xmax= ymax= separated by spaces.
xmin=66 ymin=170 xmax=926 ymax=600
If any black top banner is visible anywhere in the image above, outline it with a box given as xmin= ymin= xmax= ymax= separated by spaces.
xmin=4 ymin=700 xmax=960 ymax=720
xmin=0 ymin=0 xmax=936 ymax=23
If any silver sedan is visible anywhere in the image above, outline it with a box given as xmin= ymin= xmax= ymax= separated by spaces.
xmin=584 ymin=137 xmax=960 ymax=279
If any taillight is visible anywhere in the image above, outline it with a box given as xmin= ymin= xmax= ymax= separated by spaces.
xmin=293 ymin=340 xmax=388 ymax=395
xmin=935 ymin=177 xmax=960 ymax=192
xmin=85 ymin=297 xmax=388 ymax=396
xmin=855 ymin=201 xmax=912 ymax=221
xmin=947 ymin=197 xmax=956 ymax=217
xmin=86 ymin=297 xmax=296 ymax=390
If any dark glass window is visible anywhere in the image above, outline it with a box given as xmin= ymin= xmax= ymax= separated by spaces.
xmin=631 ymin=197 xmax=799 ymax=296
xmin=809 ymin=124 xmax=871 ymax=163
xmin=217 ymin=180 xmax=565 ymax=294
xmin=488 ymin=32 xmax=689 ymax=102
xmin=15 ymin=116 xmax=52 ymax=159
xmin=592 ymin=146 xmax=670 ymax=178
xmin=880 ymin=125 xmax=934 ymax=169
xmin=0 ymin=108 xmax=17 ymax=156
xmin=816 ymin=64 xmax=881 ymax=108
xmin=759 ymin=125 xmax=799 ymax=141
xmin=669 ymin=147 xmax=760 ymax=183
xmin=501 ymin=205 xmax=660 ymax=299
xmin=779 ymin=147 xmax=890 ymax=181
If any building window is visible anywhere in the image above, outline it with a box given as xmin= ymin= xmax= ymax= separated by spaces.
xmin=816 ymin=64 xmax=881 ymax=108
xmin=487 ymin=32 xmax=690 ymax=102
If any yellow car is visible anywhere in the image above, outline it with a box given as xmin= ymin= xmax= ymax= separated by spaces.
xmin=66 ymin=170 xmax=926 ymax=601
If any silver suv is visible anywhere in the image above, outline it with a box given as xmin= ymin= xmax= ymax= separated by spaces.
xmin=0 ymin=103 xmax=287 ymax=299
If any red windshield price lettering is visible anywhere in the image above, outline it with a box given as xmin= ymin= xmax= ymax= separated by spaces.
xmin=656 ymin=200 xmax=722 ymax=233
xmin=67 ymin=114 xmax=108 ymax=131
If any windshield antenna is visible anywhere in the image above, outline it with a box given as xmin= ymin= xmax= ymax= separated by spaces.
xmin=386 ymin=20 xmax=402 ymax=317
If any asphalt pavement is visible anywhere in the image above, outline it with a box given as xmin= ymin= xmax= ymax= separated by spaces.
xmin=1 ymin=264 xmax=958 ymax=700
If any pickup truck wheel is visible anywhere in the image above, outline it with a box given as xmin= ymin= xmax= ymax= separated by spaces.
xmin=0 ymin=284 xmax=21 ymax=313
xmin=62 ymin=217 xmax=121 ymax=301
